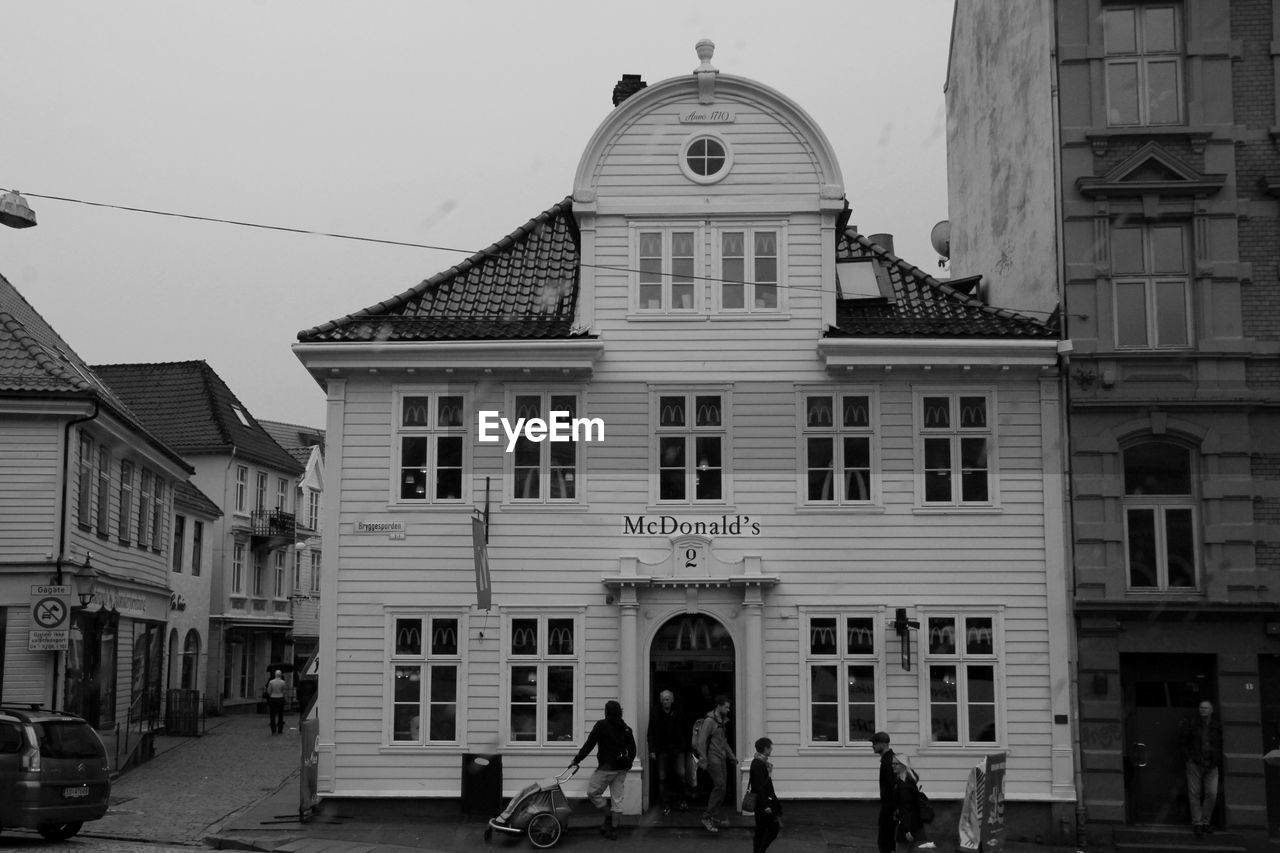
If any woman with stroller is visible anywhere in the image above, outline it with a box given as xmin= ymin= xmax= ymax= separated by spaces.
xmin=570 ymin=700 xmax=636 ymax=841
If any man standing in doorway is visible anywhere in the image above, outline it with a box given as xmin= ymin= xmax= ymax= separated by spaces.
xmin=1184 ymin=700 xmax=1223 ymax=836
xmin=695 ymin=694 xmax=738 ymax=833
xmin=648 ymin=689 xmax=690 ymax=815
xmin=266 ymin=670 xmax=287 ymax=735
xmin=871 ymin=731 xmax=895 ymax=853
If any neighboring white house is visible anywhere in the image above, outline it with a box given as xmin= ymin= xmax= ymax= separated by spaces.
xmin=0 ymin=273 xmax=192 ymax=770
xmin=165 ymin=479 xmax=222 ymax=714
xmin=293 ymin=42 xmax=1073 ymax=836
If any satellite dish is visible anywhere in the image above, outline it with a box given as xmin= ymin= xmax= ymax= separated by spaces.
xmin=930 ymin=220 xmax=951 ymax=259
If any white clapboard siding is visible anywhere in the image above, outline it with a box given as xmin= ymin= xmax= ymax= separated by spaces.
xmin=0 ymin=418 xmax=60 ymax=557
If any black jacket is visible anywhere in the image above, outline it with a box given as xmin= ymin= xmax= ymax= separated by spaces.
xmin=1184 ymin=717 xmax=1223 ymax=768
xmin=647 ymin=706 xmax=687 ymax=754
xmin=893 ymin=772 xmax=923 ymax=839
xmin=878 ymin=749 xmax=896 ymax=804
xmin=573 ymin=716 xmax=637 ymax=772
xmin=748 ymin=756 xmax=781 ymax=816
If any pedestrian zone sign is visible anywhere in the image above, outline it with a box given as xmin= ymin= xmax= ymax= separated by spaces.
xmin=29 ymin=584 xmax=72 ymax=651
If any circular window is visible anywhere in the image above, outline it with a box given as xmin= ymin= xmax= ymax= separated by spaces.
xmin=680 ymin=134 xmax=732 ymax=184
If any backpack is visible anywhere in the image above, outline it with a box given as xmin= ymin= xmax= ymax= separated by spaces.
xmin=916 ymin=787 xmax=935 ymax=823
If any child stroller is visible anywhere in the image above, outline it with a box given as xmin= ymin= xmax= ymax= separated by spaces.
xmin=485 ymin=765 xmax=578 ymax=848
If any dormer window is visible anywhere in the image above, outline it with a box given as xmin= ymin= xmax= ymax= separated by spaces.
xmin=680 ymin=133 xmax=732 ymax=184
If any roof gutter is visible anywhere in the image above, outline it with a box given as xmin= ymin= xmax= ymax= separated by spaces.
xmin=817 ymin=337 xmax=1061 ymax=370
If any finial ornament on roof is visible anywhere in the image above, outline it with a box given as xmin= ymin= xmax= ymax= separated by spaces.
xmin=695 ymin=38 xmax=718 ymax=105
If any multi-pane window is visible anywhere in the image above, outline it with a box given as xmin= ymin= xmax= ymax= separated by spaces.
xmin=511 ymin=392 xmax=579 ymax=502
xmin=1123 ymin=440 xmax=1197 ymax=589
xmin=231 ymin=543 xmax=246 ymax=594
xmin=235 ymin=465 xmax=248 ymax=512
xmin=307 ymin=490 xmax=320 ymax=529
xmin=803 ymin=393 xmax=874 ymax=503
xmin=656 ymin=391 xmax=726 ymax=502
xmin=391 ymin=615 xmax=460 ymax=743
xmin=191 ymin=521 xmax=203 ymax=577
xmin=95 ymin=446 xmax=111 ymax=534
xmin=805 ymin=614 xmax=880 ymax=744
xmin=277 ymin=478 xmax=289 ymax=511
xmin=719 ymin=229 xmax=778 ymax=311
xmin=507 ymin=614 xmax=578 ymax=744
xmin=137 ymin=469 xmax=153 ymax=547
xmin=151 ymin=479 xmax=165 ymax=551
xmin=274 ymin=551 xmax=286 ymax=598
xmin=397 ymin=392 xmax=467 ymax=502
xmin=172 ymin=515 xmax=186 ymax=572
xmin=924 ymin=614 xmax=999 ymax=745
xmin=255 ymin=472 xmax=267 ymax=512
xmin=77 ymin=435 xmax=94 ymax=527
xmin=1112 ymin=223 xmax=1190 ymax=349
xmin=293 ymin=551 xmax=302 ymax=593
xmin=310 ymin=552 xmax=321 ymax=593
xmin=118 ymin=461 xmax=134 ymax=543
xmin=638 ymin=229 xmax=698 ymax=311
xmin=1104 ymin=4 xmax=1183 ymax=127
xmin=920 ymin=393 xmax=993 ymax=505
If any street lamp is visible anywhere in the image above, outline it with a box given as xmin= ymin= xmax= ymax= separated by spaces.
xmin=0 ymin=190 xmax=36 ymax=228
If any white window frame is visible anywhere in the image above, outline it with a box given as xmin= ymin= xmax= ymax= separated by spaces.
xmin=919 ymin=609 xmax=1004 ymax=747
xmin=277 ymin=477 xmax=289 ymax=511
xmin=191 ymin=520 xmax=203 ymax=577
xmin=801 ymin=610 xmax=884 ymax=746
xmin=393 ymin=387 xmax=471 ymax=504
xmin=502 ymin=610 xmax=582 ymax=747
xmin=255 ymin=471 xmax=267 ymax=512
xmin=387 ymin=611 xmax=465 ymax=746
xmin=172 ymin=514 xmax=186 ymax=573
xmin=1103 ymin=4 xmax=1184 ymax=127
xmin=633 ymin=223 xmax=704 ymax=314
xmin=504 ymin=388 xmax=585 ymax=504
xmin=137 ymin=469 xmax=153 ymax=548
xmin=235 ymin=465 xmax=248 ymax=513
xmin=95 ymin=445 xmax=111 ymax=534
xmin=77 ymin=434 xmax=94 ymax=528
xmin=151 ymin=478 xmax=165 ymax=553
xmin=915 ymin=390 xmax=997 ymax=508
xmin=679 ymin=132 xmax=733 ymax=185
xmin=799 ymin=388 xmax=878 ymax=506
xmin=307 ymin=490 xmax=320 ymax=529
xmin=118 ymin=460 xmax=134 ymax=543
xmin=273 ymin=550 xmax=286 ymax=599
xmin=309 ymin=551 xmax=321 ymax=593
xmin=712 ymin=224 xmax=784 ymax=313
xmin=651 ymin=386 xmax=732 ymax=505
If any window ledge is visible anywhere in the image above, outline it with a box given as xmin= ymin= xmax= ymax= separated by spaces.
xmin=911 ymin=506 xmax=1004 ymax=516
xmin=626 ymin=312 xmax=793 ymax=322
xmin=645 ymin=504 xmax=738 ymax=514
xmin=500 ymin=502 xmax=591 ymax=513
xmin=915 ymin=744 xmax=1008 ymax=756
xmin=1082 ymin=125 xmax=1219 ymax=156
xmin=795 ymin=505 xmax=886 ymax=515
xmin=379 ymin=743 xmax=464 ymax=754
xmin=383 ymin=503 xmax=471 ymax=513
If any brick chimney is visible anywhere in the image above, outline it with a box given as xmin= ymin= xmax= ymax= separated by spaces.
xmin=612 ymin=74 xmax=647 ymax=107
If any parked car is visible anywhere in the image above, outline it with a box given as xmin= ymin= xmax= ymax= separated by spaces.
xmin=0 ymin=707 xmax=111 ymax=840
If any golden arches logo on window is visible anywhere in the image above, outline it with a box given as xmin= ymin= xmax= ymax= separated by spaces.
xmin=695 ymin=400 xmax=721 ymax=426
xmin=396 ymin=623 xmax=422 ymax=654
xmin=847 ymin=625 xmax=874 ymax=652
xmin=807 ymin=398 xmax=833 ymax=427
xmin=674 ymin=617 xmax=713 ymax=650
xmin=431 ymin=622 xmax=458 ymax=653
xmin=843 ymin=398 xmax=870 ymax=427
xmin=809 ymin=624 xmax=838 ymax=651
xmin=923 ymin=402 xmax=951 ymax=428
xmin=965 ymin=624 xmax=993 ymax=653
xmin=402 ymin=399 xmax=431 ymax=427
xmin=437 ymin=398 xmax=464 ymax=427
xmin=548 ymin=625 xmax=574 ymax=655
xmin=960 ymin=402 xmax=987 ymax=429
xmin=660 ymin=400 xmax=686 ymax=427
xmin=929 ymin=624 xmax=956 ymax=652
xmin=512 ymin=625 xmax=538 ymax=653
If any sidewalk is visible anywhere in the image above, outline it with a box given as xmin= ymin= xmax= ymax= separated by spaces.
xmin=74 ymin=711 xmax=1086 ymax=853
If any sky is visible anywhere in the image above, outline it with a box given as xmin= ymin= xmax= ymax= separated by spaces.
xmin=3 ymin=1 xmax=957 ymax=429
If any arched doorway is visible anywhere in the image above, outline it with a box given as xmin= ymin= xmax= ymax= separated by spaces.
xmin=648 ymin=613 xmax=735 ymax=811
xmin=181 ymin=630 xmax=201 ymax=690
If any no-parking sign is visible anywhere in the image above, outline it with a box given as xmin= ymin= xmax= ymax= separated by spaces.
xmin=29 ymin=584 xmax=72 ymax=651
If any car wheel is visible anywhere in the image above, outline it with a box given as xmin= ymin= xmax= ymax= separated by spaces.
xmin=37 ymin=821 xmax=83 ymax=841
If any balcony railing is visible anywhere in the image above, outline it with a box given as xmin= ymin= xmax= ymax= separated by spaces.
xmin=250 ymin=509 xmax=295 ymax=552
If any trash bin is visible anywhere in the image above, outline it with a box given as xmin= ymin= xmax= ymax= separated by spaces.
xmin=461 ymin=753 xmax=502 ymax=814
xmin=165 ymin=689 xmax=202 ymax=736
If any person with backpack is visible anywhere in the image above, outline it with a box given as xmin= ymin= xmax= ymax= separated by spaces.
xmin=891 ymin=753 xmax=936 ymax=850
xmin=748 ymin=736 xmax=782 ymax=853
xmin=694 ymin=694 xmax=738 ymax=833
xmin=571 ymin=700 xmax=637 ymax=841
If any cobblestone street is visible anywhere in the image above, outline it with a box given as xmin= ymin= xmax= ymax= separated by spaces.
xmin=83 ymin=712 xmax=298 ymax=846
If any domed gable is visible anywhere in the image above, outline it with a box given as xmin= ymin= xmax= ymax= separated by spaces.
xmin=573 ymin=40 xmax=845 ymax=216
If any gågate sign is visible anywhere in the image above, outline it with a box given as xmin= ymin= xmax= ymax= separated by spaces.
xmin=29 ymin=584 xmax=72 ymax=651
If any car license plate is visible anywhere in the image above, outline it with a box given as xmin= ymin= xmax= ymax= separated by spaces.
xmin=64 ymin=786 xmax=89 ymax=799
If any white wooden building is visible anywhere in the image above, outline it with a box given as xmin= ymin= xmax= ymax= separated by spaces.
xmin=294 ymin=42 xmax=1074 ymax=834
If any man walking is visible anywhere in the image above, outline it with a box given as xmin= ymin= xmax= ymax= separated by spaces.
xmin=571 ymin=700 xmax=637 ymax=840
xmin=695 ymin=694 xmax=738 ymax=833
xmin=1184 ymin=700 xmax=1223 ymax=836
xmin=871 ymin=731 xmax=895 ymax=853
xmin=648 ymin=689 xmax=690 ymax=815
xmin=265 ymin=670 xmax=287 ymax=735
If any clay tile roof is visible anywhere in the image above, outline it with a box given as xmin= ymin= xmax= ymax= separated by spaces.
xmin=258 ymin=419 xmax=325 ymax=466
xmin=0 ymin=274 xmax=192 ymax=471
xmin=297 ymin=197 xmax=589 ymax=344
xmin=91 ymin=360 xmax=304 ymax=475
xmin=173 ymin=479 xmax=223 ymax=519
xmin=829 ymin=231 xmax=1058 ymax=340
